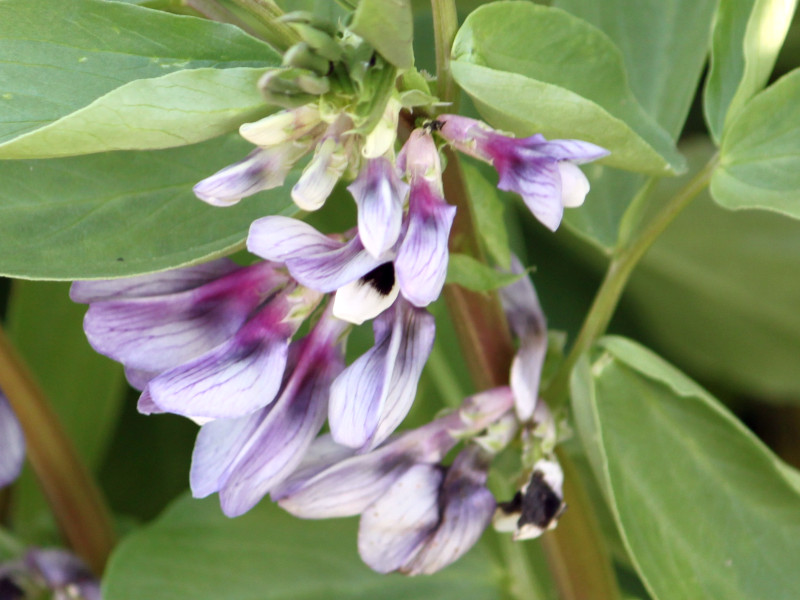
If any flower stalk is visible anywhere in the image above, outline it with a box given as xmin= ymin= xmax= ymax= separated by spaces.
xmin=0 ymin=326 xmax=115 ymax=575
xmin=431 ymin=0 xmax=459 ymax=107
xmin=544 ymin=153 xmax=720 ymax=406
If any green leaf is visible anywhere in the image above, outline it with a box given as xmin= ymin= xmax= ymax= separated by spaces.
xmin=554 ymin=0 xmax=716 ymax=138
xmin=350 ymin=0 xmax=414 ymax=69
xmin=554 ymin=0 xmax=716 ymax=250
xmin=0 ymin=68 xmax=271 ymax=159
xmin=446 ymin=253 xmax=522 ymax=292
xmin=627 ymin=137 xmax=800 ymax=400
xmin=0 ymin=135 xmax=298 ymax=280
xmin=103 ymin=495 xmax=504 ymax=600
xmin=461 ymin=162 xmax=511 ymax=268
xmin=6 ymin=280 xmax=128 ymax=539
xmin=450 ymin=2 xmax=685 ymax=176
xmin=703 ymin=0 xmax=798 ymax=143
xmin=712 ymin=68 xmax=800 ymax=218
xmin=0 ymin=0 xmax=279 ymax=157
xmin=572 ymin=336 xmax=800 ymax=600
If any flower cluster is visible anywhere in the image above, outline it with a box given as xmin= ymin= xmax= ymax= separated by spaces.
xmin=72 ymin=16 xmax=604 ymax=575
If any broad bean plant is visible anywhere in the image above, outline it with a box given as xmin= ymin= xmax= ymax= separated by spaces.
xmin=1 ymin=0 xmax=800 ymax=599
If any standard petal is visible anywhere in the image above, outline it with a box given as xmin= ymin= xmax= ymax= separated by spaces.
xmin=528 ymin=138 xmax=609 ymax=163
xmin=218 ymin=355 xmax=336 ymax=517
xmin=248 ymin=217 xmax=389 ymax=293
xmin=0 ymin=393 xmax=25 ymax=488
xmin=239 ymin=104 xmax=322 ymax=147
xmin=350 ymin=158 xmax=407 ymax=257
xmin=358 ymin=464 xmax=442 ymax=573
xmin=496 ymin=157 xmax=563 ymax=231
xmin=81 ymin=263 xmax=283 ymax=374
xmin=147 ymin=305 xmax=292 ymax=419
xmin=405 ymin=447 xmax=495 ymax=575
xmin=395 ymin=180 xmax=455 ymax=306
xmin=69 ymin=259 xmax=238 ymax=303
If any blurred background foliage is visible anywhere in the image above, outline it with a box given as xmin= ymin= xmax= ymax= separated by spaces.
xmin=1 ymin=2 xmax=800 ymax=599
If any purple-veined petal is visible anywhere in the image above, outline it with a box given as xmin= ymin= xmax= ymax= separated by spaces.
xmin=239 ymin=104 xmax=322 ymax=147
xmin=70 ymin=259 xmax=239 ymax=303
xmin=332 ymin=263 xmax=399 ymax=325
xmin=330 ymin=300 xmax=435 ymax=448
xmin=500 ymin=258 xmax=547 ymax=420
xmin=269 ymin=434 xmax=357 ymax=500
xmin=291 ymin=137 xmax=348 ymax=211
xmin=350 ymin=158 xmax=407 ymax=258
xmin=358 ymin=464 xmax=443 ymax=573
xmin=495 ymin=156 xmax=563 ymax=231
xmin=248 ymin=217 xmax=390 ymax=293
xmin=526 ymin=138 xmax=609 ymax=163
xmin=147 ymin=302 xmax=294 ymax=419
xmin=136 ymin=388 xmax=165 ymax=415
xmin=395 ymin=180 xmax=455 ymax=306
xmin=0 ymin=393 xmax=25 ymax=488
xmin=193 ymin=144 xmax=307 ymax=206
xmin=125 ymin=366 xmax=158 ymax=391
xmin=81 ymin=262 xmax=286 ymax=374
xmin=405 ymin=446 xmax=495 ymax=575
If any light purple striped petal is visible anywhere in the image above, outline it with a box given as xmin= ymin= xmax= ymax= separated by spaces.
xmin=329 ymin=300 xmax=435 ymax=449
xmin=125 ymin=366 xmax=158 ymax=391
xmin=81 ymin=263 xmax=285 ymax=374
xmin=70 ymin=259 xmax=239 ymax=303
xmin=193 ymin=144 xmax=306 ymax=207
xmin=147 ymin=304 xmax=293 ymax=419
xmin=395 ymin=180 xmax=455 ymax=306
xmin=291 ymin=138 xmax=347 ymax=211
xmin=350 ymin=158 xmax=407 ymax=257
xmin=524 ymin=138 xmax=609 ymax=163
xmin=269 ymin=434 xmax=357 ymax=500
xmin=496 ymin=156 xmax=563 ymax=231
xmin=0 ymin=393 xmax=25 ymax=488
xmin=358 ymin=464 xmax=443 ymax=573
xmin=405 ymin=446 xmax=494 ymax=575
xmin=136 ymin=388 xmax=165 ymax=415
xmin=248 ymin=216 xmax=389 ymax=292
xmin=500 ymin=258 xmax=547 ymax=420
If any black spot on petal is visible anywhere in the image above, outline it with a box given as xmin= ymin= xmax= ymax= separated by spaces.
xmin=519 ymin=470 xmax=565 ymax=529
xmin=361 ymin=262 xmax=395 ymax=296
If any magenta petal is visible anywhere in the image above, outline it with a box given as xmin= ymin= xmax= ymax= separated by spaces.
xmin=350 ymin=158 xmax=407 ymax=258
xmin=70 ymin=259 xmax=238 ymax=303
xmin=358 ymin=464 xmax=443 ymax=573
xmin=0 ymin=394 xmax=25 ymax=488
xmin=148 ymin=305 xmax=292 ymax=419
xmin=395 ymin=180 xmax=455 ymax=306
xmin=248 ymin=216 xmax=388 ymax=292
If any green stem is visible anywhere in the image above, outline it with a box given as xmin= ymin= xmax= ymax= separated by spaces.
xmin=228 ymin=0 xmax=299 ymax=52
xmin=544 ymin=154 xmax=719 ymax=406
xmin=431 ymin=0 xmax=459 ymax=107
xmin=0 ymin=327 xmax=116 ymax=575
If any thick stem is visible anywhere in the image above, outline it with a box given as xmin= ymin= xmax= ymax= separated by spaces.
xmin=431 ymin=0 xmax=460 ymax=107
xmin=228 ymin=0 xmax=299 ymax=52
xmin=0 ymin=327 xmax=116 ymax=575
xmin=544 ymin=154 xmax=719 ymax=405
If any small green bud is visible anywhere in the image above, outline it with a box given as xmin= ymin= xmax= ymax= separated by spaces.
xmin=283 ymin=42 xmax=331 ymax=75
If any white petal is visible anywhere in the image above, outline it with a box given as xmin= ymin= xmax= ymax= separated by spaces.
xmin=558 ymin=162 xmax=590 ymax=208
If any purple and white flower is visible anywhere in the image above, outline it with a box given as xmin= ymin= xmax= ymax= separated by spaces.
xmin=247 ymin=212 xmax=449 ymax=324
xmin=438 ymin=114 xmax=608 ymax=231
xmin=0 ymin=391 xmax=25 ymax=489
xmin=359 ymin=444 xmax=495 ymax=575
xmin=273 ymin=387 xmax=514 ymax=519
xmin=190 ymin=307 xmax=348 ymax=517
xmin=72 ymin=259 xmax=322 ymax=421
xmin=328 ymin=297 xmax=435 ymax=449
xmin=1 ymin=548 xmax=101 ymax=600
